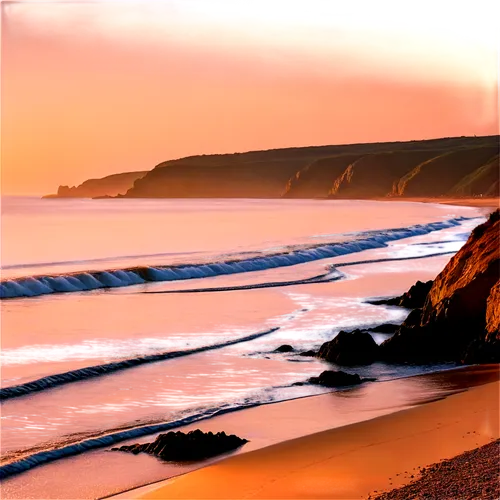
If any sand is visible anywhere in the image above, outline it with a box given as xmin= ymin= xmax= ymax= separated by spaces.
xmin=131 ymin=379 xmax=499 ymax=499
xmin=381 ymin=197 xmax=499 ymax=209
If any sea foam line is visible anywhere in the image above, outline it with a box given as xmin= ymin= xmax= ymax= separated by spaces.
xmin=0 ymin=400 xmax=265 ymax=480
xmin=0 ymin=328 xmax=279 ymax=402
xmin=0 ymin=374 xmax=347 ymax=481
xmin=0 ymin=217 xmax=477 ymax=300
xmin=142 ymin=270 xmax=342 ymax=294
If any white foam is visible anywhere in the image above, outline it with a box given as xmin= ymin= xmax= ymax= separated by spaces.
xmin=0 ymin=216 xmax=478 ymax=300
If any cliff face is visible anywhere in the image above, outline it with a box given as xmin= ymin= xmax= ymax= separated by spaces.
xmin=125 ymin=159 xmax=308 ymax=198
xmin=486 ymin=281 xmax=500 ymax=338
xmin=45 ymin=135 xmax=499 ymax=200
xmin=43 ymin=171 xmax=146 ymax=199
xmin=328 ymin=150 xmax=439 ymax=199
xmin=283 ymin=155 xmax=362 ymax=198
xmin=122 ymin=135 xmax=498 ymax=199
xmin=393 ymin=146 xmax=499 ymax=197
xmin=380 ymin=210 xmax=500 ymax=363
xmin=449 ymin=155 xmax=500 ymax=197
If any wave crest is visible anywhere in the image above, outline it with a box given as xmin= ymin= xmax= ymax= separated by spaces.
xmin=0 ymin=217 xmax=474 ymax=300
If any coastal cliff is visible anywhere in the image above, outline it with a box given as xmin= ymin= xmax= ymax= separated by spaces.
xmin=122 ymin=135 xmax=498 ymax=199
xmin=43 ymin=171 xmax=146 ymax=199
xmin=43 ymin=135 xmax=499 ymax=199
xmin=380 ymin=210 xmax=500 ymax=363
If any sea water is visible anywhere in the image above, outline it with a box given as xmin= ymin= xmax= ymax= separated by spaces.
xmin=0 ymin=196 xmax=487 ymax=497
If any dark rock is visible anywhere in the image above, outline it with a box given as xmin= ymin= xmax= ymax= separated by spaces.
xmin=309 ymin=370 xmax=362 ymax=387
xmin=398 ymin=280 xmax=433 ymax=308
xmin=368 ymin=297 xmax=401 ymax=306
xmin=112 ymin=429 xmax=248 ymax=461
xmin=369 ymin=323 xmax=399 ymax=333
xmin=274 ymin=344 xmax=294 ymax=353
xmin=299 ymin=350 xmax=317 ymax=357
xmin=368 ymin=281 xmax=433 ymax=309
xmin=317 ymin=329 xmax=379 ymax=365
xmin=380 ymin=210 xmax=500 ymax=364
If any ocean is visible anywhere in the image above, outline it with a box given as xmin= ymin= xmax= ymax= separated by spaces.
xmin=0 ymin=197 xmax=487 ymax=498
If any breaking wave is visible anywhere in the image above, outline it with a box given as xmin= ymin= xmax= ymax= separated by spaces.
xmin=0 ymin=328 xmax=279 ymax=402
xmin=0 ymin=384 xmax=322 ymax=480
xmin=0 ymin=216 xmax=475 ymax=300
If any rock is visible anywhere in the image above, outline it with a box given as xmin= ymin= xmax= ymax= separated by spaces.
xmin=370 ymin=323 xmax=399 ymax=333
xmin=398 ymin=280 xmax=433 ymax=308
xmin=462 ymin=280 xmax=500 ymax=363
xmin=368 ymin=297 xmax=401 ymax=306
xmin=299 ymin=350 xmax=317 ymax=357
xmin=485 ymin=280 xmax=500 ymax=338
xmin=368 ymin=281 xmax=433 ymax=309
xmin=43 ymin=172 xmax=147 ymax=199
xmin=274 ymin=344 xmax=294 ymax=353
xmin=317 ymin=329 xmax=379 ymax=365
xmin=112 ymin=429 xmax=248 ymax=461
xmin=380 ymin=210 xmax=500 ymax=364
xmin=309 ymin=370 xmax=362 ymax=387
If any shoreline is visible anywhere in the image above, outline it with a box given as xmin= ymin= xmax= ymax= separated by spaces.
xmin=124 ymin=375 xmax=500 ymax=500
xmin=31 ymin=194 xmax=500 ymax=210
xmin=373 ymin=196 xmax=499 ymax=209
xmin=107 ymin=364 xmax=500 ymax=500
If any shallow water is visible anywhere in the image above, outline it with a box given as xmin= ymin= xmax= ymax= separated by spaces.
xmin=0 ymin=197 xmax=486 ymax=497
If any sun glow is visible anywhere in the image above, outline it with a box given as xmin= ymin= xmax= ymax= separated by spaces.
xmin=182 ymin=0 xmax=442 ymax=30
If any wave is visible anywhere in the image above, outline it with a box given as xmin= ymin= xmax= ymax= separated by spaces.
xmin=332 ymin=250 xmax=457 ymax=269
xmin=0 ymin=328 xmax=279 ymax=402
xmin=0 ymin=384 xmax=320 ymax=480
xmin=0 ymin=216 xmax=477 ymax=300
xmin=143 ymin=270 xmax=343 ymax=294
xmin=0 ymin=361 xmax=464 ymax=481
xmin=1 ymin=250 xmax=201 ymax=271
xmin=142 ymin=250 xmax=456 ymax=295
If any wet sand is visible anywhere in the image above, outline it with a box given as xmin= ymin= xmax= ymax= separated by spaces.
xmin=108 ymin=365 xmax=500 ymax=500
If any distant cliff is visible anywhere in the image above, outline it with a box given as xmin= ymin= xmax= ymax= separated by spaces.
xmin=44 ymin=135 xmax=499 ymax=199
xmin=380 ymin=210 xmax=500 ymax=364
xmin=43 ymin=171 xmax=146 ymax=199
xmin=123 ymin=135 xmax=498 ymax=199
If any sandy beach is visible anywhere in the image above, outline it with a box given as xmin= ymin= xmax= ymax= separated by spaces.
xmin=104 ymin=365 xmax=500 ymax=500
xmin=100 ymin=365 xmax=500 ymax=500
xmin=381 ymin=197 xmax=499 ymax=209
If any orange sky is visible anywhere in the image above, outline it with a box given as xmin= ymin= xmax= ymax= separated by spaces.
xmin=2 ymin=0 xmax=499 ymax=195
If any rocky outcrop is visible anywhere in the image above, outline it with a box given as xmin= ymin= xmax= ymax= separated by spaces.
xmin=299 ymin=350 xmax=317 ymax=357
xmin=486 ymin=281 xmax=500 ymax=337
xmin=380 ymin=210 xmax=500 ymax=363
xmin=369 ymin=324 xmax=399 ymax=333
xmin=43 ymin=171 xmax=146 ymax=199
xmin=274 ymin=344 xmax=294 ymax=353
xmin=317 ymin=330 xmax=380 ymax=365
xmin=308 ymin=370 xmax=365 ymax=387
xmin=369 ymin=280 xmax=433 ymax=308
xmin=111 ymin=430 xmax=248 ymax=461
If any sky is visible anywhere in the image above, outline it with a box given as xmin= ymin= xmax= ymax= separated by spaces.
xmin=2 ymin=0 xmax=499 ymax=195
